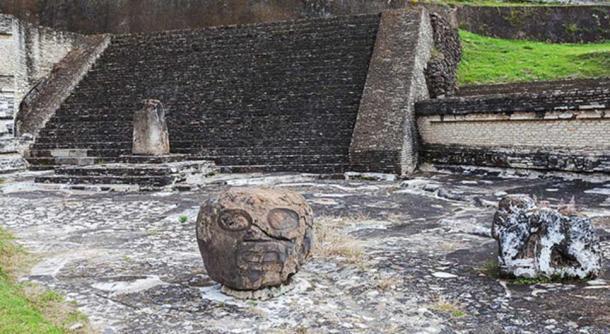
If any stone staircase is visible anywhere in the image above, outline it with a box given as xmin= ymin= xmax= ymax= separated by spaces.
xmin=27 ymin=14 xmax=380 ymax=174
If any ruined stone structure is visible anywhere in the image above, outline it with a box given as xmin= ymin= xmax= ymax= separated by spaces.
xmin=416 ymin=79 xmax=610 ymax=173
xmin=2 ymin=1 xmax=608 ymax=43
xmin=26 ymin=13 xmax=385 ymax=173
xmin=0 ymin=14 xmax=83 ymax=140
xmin=196 ymin=188 xmax=314 ymax=291
xmin=1 ymin=5 xmax=606 ymax=178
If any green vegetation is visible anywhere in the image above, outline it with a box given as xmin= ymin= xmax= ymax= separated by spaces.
xmin=178 ymin=215 xmax=188 ymax=223
xmin=458 ymin=30 xmax=610 ymax=85
xmin=0 ymin=227 xmax=89 ymax=333
xmin=430 ymin=298 xmax=467 ymax=318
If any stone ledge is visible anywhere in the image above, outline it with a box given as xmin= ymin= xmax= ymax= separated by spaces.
xmin=415 ymin=78 xmax=610 ymax=117
xmin=422 ymin=144 xmax=610 ymax=173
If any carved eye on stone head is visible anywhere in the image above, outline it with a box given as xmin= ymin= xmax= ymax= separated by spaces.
xmin=218 ymin=209 xmax=252 ymax=231
xmin=267 ymin=208 xmax=299 ymax=231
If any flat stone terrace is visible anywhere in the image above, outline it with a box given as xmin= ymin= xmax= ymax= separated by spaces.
xmin=0 ymin=171 xmax=608 ymax=333
xmin=28 ymin=14 xmax=380 ymax=173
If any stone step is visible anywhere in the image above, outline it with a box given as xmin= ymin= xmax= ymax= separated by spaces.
xmin=35 ymin=175 xmax=177 ymax=187
xmin=55 ymin=160 xmax=216 ymax=177
xmin=219 ymin=163 xmax=349 ymax=174
xmin=48 ymin=112 xmax=358 ymax=125
xmin=202 ymin=154 xmax=348 ymax=166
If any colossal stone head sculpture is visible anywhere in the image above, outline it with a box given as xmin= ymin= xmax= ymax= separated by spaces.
xmin=196 ymin=188 xmax=314 ymax=291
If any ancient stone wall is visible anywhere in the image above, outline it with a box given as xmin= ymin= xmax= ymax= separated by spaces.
xmin=349 ymin=8 xmax=433 ymax=175
xmin=457 ymin=5 xmax=610 ymax=43
xmin=2 ymin=0 xmax=607 ymax=43
xmin=415 ymin=79 xmax=610 ymax=173
xmin=0 ymin=14 xmax=83 ymax=139
xmin=0 ymin=0 xmax=450 ymax=34
xmin=15 ymin=34 xmax=110 ymax=137
xmin=28 ymin=15 xmax=380 ymax=173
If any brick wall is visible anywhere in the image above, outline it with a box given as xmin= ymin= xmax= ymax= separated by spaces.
xmin=415 ymin=79 xmax=610 ymax=173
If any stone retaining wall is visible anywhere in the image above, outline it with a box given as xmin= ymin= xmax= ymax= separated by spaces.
xmin=2 ymin=1 xmax=608 ymax=43
xmin=0 ymin=14 xmax=84 ymax=139
xmin=416 ymin=79 xmax=610 ymax=173
xmin=457 ymin=5 xmax=610 ymax=43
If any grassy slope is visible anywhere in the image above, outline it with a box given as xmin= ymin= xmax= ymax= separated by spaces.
xmin=0 ymin=228 xmax=86 ymax=334
xmin=458 ymin=30 xmax=610 ymax=85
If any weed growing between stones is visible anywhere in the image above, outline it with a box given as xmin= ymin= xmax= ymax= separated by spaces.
xmin=430 ymin=297 xmax=467 ymax=318
xmin=178 ymin=215 xmax=188 ymax=223
xmin=0 ymin=227 xmax=91 ymax=333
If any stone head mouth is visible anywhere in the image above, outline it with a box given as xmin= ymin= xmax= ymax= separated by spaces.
xmin=236 ymin=241 xmax=291 ymax=272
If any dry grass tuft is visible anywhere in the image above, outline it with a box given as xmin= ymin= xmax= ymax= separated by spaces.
xmin=312 ymin=216 xmax=365 ymax=264
xmin=375 ymin=274 xmax=401 ymax=291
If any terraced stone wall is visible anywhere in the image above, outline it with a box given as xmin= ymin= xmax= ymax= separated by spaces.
xmin=415 ymin=79 xmax=610 ymax=173
xmin=29 ymin=14 xmax=381 ymax=173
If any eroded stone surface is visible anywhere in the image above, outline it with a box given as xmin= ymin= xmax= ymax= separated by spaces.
xmin=493 ymin=194 xmax=602 ymax=279
xmin=0 ymin=171 xmax=608 ymax=333
xmin=196 ymin=188 xmax=313 ymax=290
xmin=132 ymin=99 xmax=170 ymax=156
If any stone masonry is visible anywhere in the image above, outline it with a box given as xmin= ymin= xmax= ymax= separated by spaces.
xmin=27 ymin=14 xmax=380 ymax=173
xmin=0 ymin=14 xmax=83 ymax=139
xmin=349 ymin=8 xmax=433 ymax=175
xmin=415 ymin=79 xmax=610 ymax=173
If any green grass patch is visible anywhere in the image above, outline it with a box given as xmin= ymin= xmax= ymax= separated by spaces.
xmin=178 ymin=215 xmax=188 ymax=223
xmin=458 ymin=30 xmax=610 ymax=85
xmin=0 ymin=227 xmax=90 ymax=333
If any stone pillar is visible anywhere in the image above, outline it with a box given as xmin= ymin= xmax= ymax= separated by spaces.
xmin=349 ymin=8 xmax=433 ymax=175
xmin=132 ymin=99 xmax=170 ymax=156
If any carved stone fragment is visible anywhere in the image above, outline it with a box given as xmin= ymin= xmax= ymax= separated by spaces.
xmin=492 ymin=194 xmax=602 ymax=279
xmin=132 ymin=99 xmax=170 ymax=155
xmin=196 ymin=188 xmax=314 ymax=291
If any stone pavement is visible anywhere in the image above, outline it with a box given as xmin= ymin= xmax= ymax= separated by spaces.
xmin=0 ymin=171 xmax=608 ymax=333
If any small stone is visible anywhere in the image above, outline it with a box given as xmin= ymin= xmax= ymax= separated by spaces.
xmin=432 ymin=272 xmax=458 ymax=279
xmin=69 ymin=323 xmax=84 ymax=331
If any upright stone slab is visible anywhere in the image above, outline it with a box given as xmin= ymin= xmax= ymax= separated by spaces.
xmin=349 ymin=8 xmax=433 ymax=175
xmin=132 ymin=99 xmax=170 ymax=156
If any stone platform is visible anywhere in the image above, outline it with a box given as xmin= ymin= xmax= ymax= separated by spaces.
xmin=34 ymin=155 xmax=218 ymax=190
xmin=1 ymin=171 xmax=608 ymax=333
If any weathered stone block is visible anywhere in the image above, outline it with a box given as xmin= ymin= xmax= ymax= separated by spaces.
xmin=132 ymin=99 xmax=170 ymax=156
xmin=196 ymin=188 xmax=314 ymax=291
xmin=492 ymin=194 xmax=602 ymax=279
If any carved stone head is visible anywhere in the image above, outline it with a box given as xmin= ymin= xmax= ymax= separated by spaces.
xmin=196 ymin=188 xmax=314 ymax=290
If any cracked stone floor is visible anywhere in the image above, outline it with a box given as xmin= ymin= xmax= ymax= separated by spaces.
xmin=0 ymin=171 xmax=608 ymax=333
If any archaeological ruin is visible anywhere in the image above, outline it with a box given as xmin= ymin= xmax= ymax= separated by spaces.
xmin=0 ymin=0 xmax=608 ymax=333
